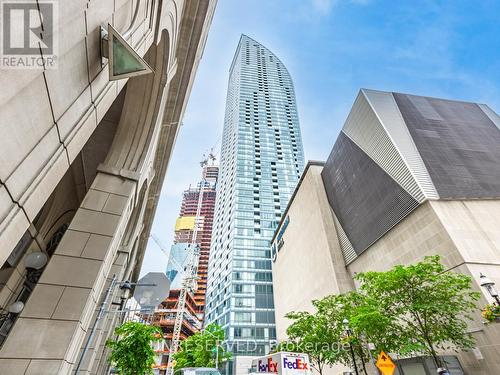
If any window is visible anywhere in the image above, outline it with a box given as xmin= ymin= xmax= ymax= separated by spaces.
xmin=235 ymin=312 xmax=253 ymax=323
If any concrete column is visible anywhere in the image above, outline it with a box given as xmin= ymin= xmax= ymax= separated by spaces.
xmin=0 ymin=173 xmax=136 ymax=374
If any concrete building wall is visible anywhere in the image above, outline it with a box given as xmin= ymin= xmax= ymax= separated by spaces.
xmin=273 ymin=170 xmax=500 ymax=375
xmin=0 ymin=0 xmax=154 ymax=262
xmin=347 ymin=200 xmax=500 ymax=374
xmin=272 ymin=163 xmax=352 ymax=341
xmin=271 ymin=163 xmax=351 ymax=375
xmin=0 ymin=1 xmax=217 ymax=374
xmin=346 ymin=202 xmax=459 ymax=274
xmin=272 ymin=91 xmax=500 ymax=375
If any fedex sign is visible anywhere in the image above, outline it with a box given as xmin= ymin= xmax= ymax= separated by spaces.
xmin=258 ymin=357 xmax=278 ymax=373
xmin=283 ymin=357 xmax=308 ymax=371
xmin=252 ymin=352 xmax=311 ymax=375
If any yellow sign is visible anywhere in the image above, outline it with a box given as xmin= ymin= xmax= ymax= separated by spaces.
xmin=376 ymin=351 xmax=396 ymax=375
xmin=175 ymin=216 xmax=196 ymax=230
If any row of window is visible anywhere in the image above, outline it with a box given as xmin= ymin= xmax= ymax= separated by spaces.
xmin=233 ymin=327 xmax=276 ymax=339
xmin=233 ymin=271 xmax=272 ymax=281
xmin=233 ymin=311 xmax=276 ymax=324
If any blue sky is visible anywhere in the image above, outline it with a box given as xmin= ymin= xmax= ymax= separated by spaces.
xmin=140 ymin=0 xmax=500 ymax=275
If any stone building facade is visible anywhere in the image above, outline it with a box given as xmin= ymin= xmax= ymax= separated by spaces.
xmin=0 ymin=1 xmax=216 ymax=374
xmin=272 ymin=90 xmax=500 ymax=375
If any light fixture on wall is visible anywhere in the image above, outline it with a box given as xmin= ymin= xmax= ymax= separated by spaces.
xmin=100 ymin=23 xmax=153 ymax=81
xmin=7 ymin=301 xmax=24 ymax=314
xmin=24 ymin=251 xmax=48 ymax=283
xmin=118 ymin=280 xmax=133 ymax=310
xmin=0 ymin=301 xmax=24 ymax=327
xmin=480 ymin=273 xmax=500 ymax=304
xmin=111 ymin=280 xmax=134 ymax=310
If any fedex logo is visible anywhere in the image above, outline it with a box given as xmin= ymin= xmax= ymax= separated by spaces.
xmin=258 ymin=358 xmax=278 ymax=373
xmin=283 ymin=357 xmax=308 ymax=371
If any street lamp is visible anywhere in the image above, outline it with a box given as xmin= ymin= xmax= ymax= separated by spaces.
xmin=24 ymin=251 xmax=48 ymax=283
xmin=7 ymin=301 xmax=24 ymax=314
xmin=343 ymin=319 xmax=359 ymax=375
xmin=479 ymin=273 xmax=500 ymax=304
xmin=212 ymin=339 xmax=220 ymax=369
xmin=113 ymin=280 xmax=133 ymax=310
xmin=75 ymin=275 xmax=159 ymax=373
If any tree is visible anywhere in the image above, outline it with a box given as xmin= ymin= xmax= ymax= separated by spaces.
xmin=278 ymin=292 xmax=392 ymax=375
xmin=356 ymin=255 xmax=480 ymax=368
xmin=276 ymin=310 xmax=340 ymax=375
xmin=106 ymin=321 xmax=163 ymax=375
xmin=174 ymin=323 xmax=232 ymax=371
xmin=280 ymin=256 xmax=481 ymax=373
xmin=315 ymin=292 xmax=393 ymax=374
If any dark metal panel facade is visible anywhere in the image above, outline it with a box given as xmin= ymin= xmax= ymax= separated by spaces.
xmin=393 ymin=93 xmax=500 ymax=199
xmin=321 ymin=132 xmax=419 ymax=255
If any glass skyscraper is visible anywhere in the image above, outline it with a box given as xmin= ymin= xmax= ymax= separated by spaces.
xmin=205 ymin=35 xmax=304 ymax=373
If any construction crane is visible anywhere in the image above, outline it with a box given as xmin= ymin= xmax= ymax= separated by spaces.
xmin=167 ymin=174 xmax=206 ymax=375
xmin=200 ymin=148 xmax=216 ymax=167
xmin=149 ymin=234 xmax=201 ymax=329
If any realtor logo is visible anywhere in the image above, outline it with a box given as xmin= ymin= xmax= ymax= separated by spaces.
xmin=1 ymin=0 xmax=58 ymax=68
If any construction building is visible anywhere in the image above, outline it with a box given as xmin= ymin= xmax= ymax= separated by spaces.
xmin=155 ymin=289 xmax=200 ymax=341
xmin=174 ymin=162 xmax=218 ymax=312
xmin=151 ymin=159 xmax=219 ymax=369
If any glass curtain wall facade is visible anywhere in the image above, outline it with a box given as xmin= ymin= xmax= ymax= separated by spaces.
xmin=205 ymin=34 xmax=305 ymax=364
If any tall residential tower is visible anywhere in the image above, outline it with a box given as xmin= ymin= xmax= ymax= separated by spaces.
xmin=205 ymin=35 xmax=305 ymax=374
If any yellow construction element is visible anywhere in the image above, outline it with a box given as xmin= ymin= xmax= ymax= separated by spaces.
xmin=175 ymin=216 xmax=196 ymax=231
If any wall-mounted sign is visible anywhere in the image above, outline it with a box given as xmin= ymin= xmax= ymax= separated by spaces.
xmin=276 ymin=215 xmax=290 ymax=250
xmin=272 ymin=216 xmax=290 ymax=262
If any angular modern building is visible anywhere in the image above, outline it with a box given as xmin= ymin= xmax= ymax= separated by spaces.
xmin=0 ymin=1 xmax=216 ymax=374
xmin=205 ymin=35 xmax=305 ymax=374
xmin=272 ymin=89 xmax=500 ymax=375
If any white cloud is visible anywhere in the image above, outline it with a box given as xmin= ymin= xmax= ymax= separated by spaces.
xmin=310 ymin=0 xmax=370 ymax=14
xmin=311 ymin=0 xmax=338 ymax=14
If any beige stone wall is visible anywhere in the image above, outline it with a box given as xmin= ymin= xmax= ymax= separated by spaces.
xmin=0 ymin=1 xmax=217 ymax=374
xmin=431 ymin=200 xmax=500 ymax=267
xmin=274 ymin=179 xmax=500 ymax=375
xmin=348 ymin=200 xmax=500 ymax=375
xmin=431 ymin=200 xmax=500 ymax=374
xmin=0 ymin=0 xmax=156 ymax=267
xmin=347 ymin=202 xmax=461 ymax=274
xmin=272 ymin=164 xmax=352 ymax=375
xmin=273 ymin=165 xmax=346 ymax=340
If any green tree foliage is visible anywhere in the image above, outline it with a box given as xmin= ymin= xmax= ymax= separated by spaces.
xmin=315 ymin=292 xmax=389 ymax=374
xmin=275 ymin=310 xmax=340 ymax=375
xmin=173 ymin=324 xmax=232 ymax=371
xmin=106 ymin=321 xmax=163 ymax=375
xmin=281 ymin=256 xmax=480 ymax=373
xmin=356 ymin=255 xmax=480 ymax=368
